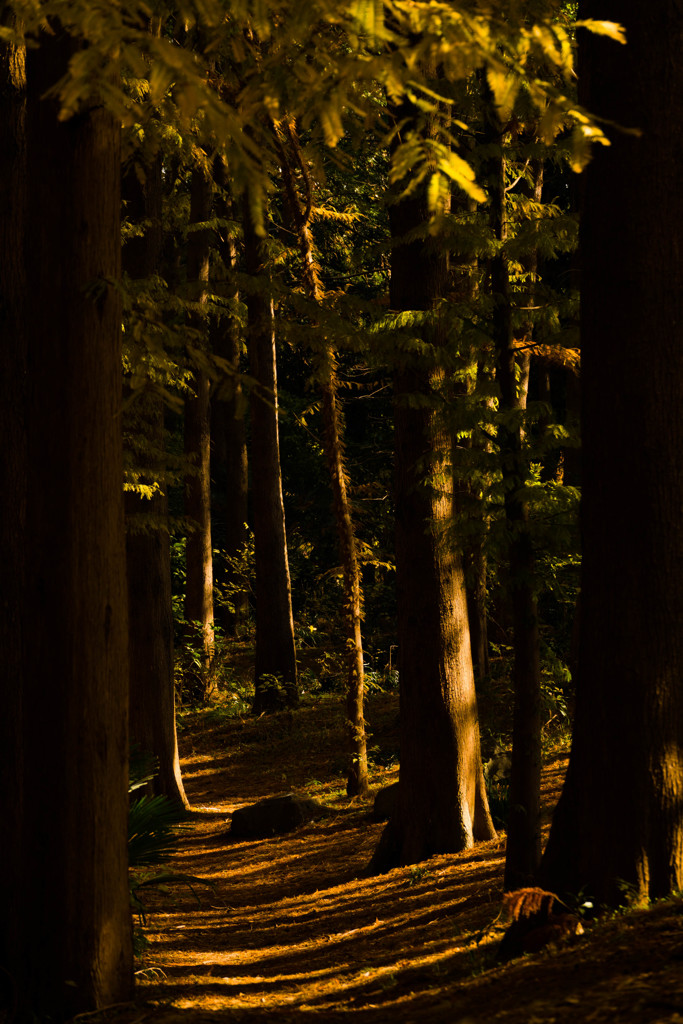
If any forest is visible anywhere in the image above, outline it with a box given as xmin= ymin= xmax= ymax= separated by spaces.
xmin=1 ymin=1 xmax=682 ymax=1021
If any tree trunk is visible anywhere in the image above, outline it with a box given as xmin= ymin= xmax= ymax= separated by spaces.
xmin=369 ymin=114 xmax=495 ymax=870
xmin=127 ymin=472 xmax=188 ymax=805
xmin=210 ymin=169 xmax=250 ymax=636
xmin=122 ymin=155 xmax=189 ymax=807
xmin=10 ymin=25 xmax=133 ymax=1019
xmin=484 ymin=97 xmax=543 ymax=891
xmin=319 ymin=364 xmax=369 ymax=797
xmin=454 ymin=229 xmax=491 ymax=688
xmin=243 ymin=195 xmax=298 ymax=712
xmin=184 ymin=165 xmax=215 ymax=698
xmin=0 ymin=27 xmax=26 ymax=1017
xmin=465 ymin=539 xmax=490 ymax=683
xmin=538 ymin=1 xmax=683 ymax=907
xmin=274 ymin=120 xmax=368 ymax=794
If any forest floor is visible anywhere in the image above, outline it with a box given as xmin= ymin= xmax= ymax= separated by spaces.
xmin=111 ymin=689 xmax=683 ymax=1024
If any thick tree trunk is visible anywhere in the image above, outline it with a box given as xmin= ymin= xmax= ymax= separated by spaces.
xmin=484 ymin=100 xmax=543 ymax=890
xmin=184 ymin=165 xmax=215 ymax=697
xmin=243 ymin=197 xmax=298 ymax=711
xmin=123 ymin=156 xmax=188 ymax=807
xmin=369 ymin=145 xmax=495 ymax=871
xmin=538 ymin=1 xmax=683 ymax=906
xmin=0 ymin=29 xmax=26 ymax=1017
xmin=12 ymin=26 xmax=133 ymax=1019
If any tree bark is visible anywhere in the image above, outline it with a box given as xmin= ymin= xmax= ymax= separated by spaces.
xmin=483 ymin=95 xmax=543 ymax=891
xmin=210 ymin=167 xmax=250 ymax=636
xmin=9 ymin=25 xmax=133 ymax=1019
xmin=122 ymin=155 xmax=189 ymax=807
xmin=127 ymin=470 xmax=188 ymax=805
xmin=184 ymin=165 xmax=215 ymax=698
xmin=369 ymin=101 xmax=496 ymax=870
xmin=0 ymin=26 xmax=26 ymax=1017
xmin=319 ymin=362 xmax=369 ymax=797
xmin=243 ymin=195 xmax=298 ymax=711
xmin=538 ymin=1 xmax=683 ymax=906
xmin=465 ymin=539 xmax=490 ymax=683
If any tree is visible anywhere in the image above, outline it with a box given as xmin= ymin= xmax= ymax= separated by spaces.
xmin=243 ymin=192 xmax=299 ymax=712
xmin=274 ymin=117 xmax=369 ymax=796
xmin=482 ymin=86 xmax=543 ymax=890
xmin=0 ymin=20 xmax=133 ymax=1018
xmin=0 ymin=20 xmax=26 ymax=1016
xmin=538 ymin=1 xmax=683 ymax=906
xmin=369 ymin=84 xmax=496 ymax=871
xmin=122 ymin=149 xmax=189 ymax=808
xmin=183 ymin=162 xmax=216 ymax=696
xmin=211 ymin=159 xmax=250 ymax=637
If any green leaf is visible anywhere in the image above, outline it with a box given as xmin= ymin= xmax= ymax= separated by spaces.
xmin=128 ymin=795 xmax=188 ymax=867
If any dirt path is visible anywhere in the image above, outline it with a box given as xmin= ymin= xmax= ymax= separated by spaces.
xmin=120 ymin=697 xmax=683 ymax=1023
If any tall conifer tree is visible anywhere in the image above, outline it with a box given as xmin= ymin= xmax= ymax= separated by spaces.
xmin=538 ymin=1 xmax=683 ymax=905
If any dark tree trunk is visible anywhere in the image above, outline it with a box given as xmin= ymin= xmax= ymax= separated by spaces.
xmin=127 ymin=472 xmax=188 ymax=805
xmin=7 ymin=25 xmax=133 ymax=1019
xmin=122 ymin=156 xmax=188 ymax=807
xmin=210 ymin=169 xmax=249 ymax=636
xmin=0 ymin=28 xmax=26 ymax=1017
xmin=484 ymin=97 xmax=543 ymax=891
xmin=538 ymin=1 xmax=683 ymax=906
xmin=184 ymin=166 xmax=215 ymax=697
xmin=243 ymin=196 xmax=298 ymax=712
xmin=465 ymin=539 xmax=490 ymax=683
xmin=369 ymin=103 xmax=495 ymax=870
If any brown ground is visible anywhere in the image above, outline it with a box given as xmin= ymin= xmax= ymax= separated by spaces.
xmin=105 ymin=694 xmax=683 ymax=1024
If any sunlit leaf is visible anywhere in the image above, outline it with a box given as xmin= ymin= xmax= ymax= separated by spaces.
xmin=486 ymin=66 xmax=521 ymax=120
xmin=575 ymin=19 xmax=626 ymax=44
xmin=569 ymin=123 xmax=610 ymax=172
xmin=349 ymin=0 xmax=385 ymax=40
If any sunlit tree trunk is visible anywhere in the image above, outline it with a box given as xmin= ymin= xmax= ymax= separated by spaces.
xmin=243 ymin=195 xmax=298 ymax=712
xmin=6 ymin=25 xmax=133 ymax=1019
xmin=184 ymin=164 xmax=215 ymax=697
xmin=370 ymin=92 xmax=495 ymax=871
xmin=451 ymin=215 xmax=491 ymax=688
xmin=319 ymin=361 xmax=369 ymax=797
xmin=538 ymin=0 xmax=683 ymax=906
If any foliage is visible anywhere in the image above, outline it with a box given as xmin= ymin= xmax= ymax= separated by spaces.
xmin=128 ymin=749 xmax=188 ymax=868
xmin=128 ymin=752 xmax=210 ymax=952
xmin=10 ymin=0 xmax=600 ymax=718
xmin=128 ymin=793 xmax=188 ymax=868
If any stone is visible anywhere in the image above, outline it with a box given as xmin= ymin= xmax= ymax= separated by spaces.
xmin=230 ymin=794 xmax=331 ymax=839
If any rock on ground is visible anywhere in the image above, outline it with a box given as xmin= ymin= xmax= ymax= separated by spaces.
xmin=230 ymin=794 xmax=332 ymax=839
